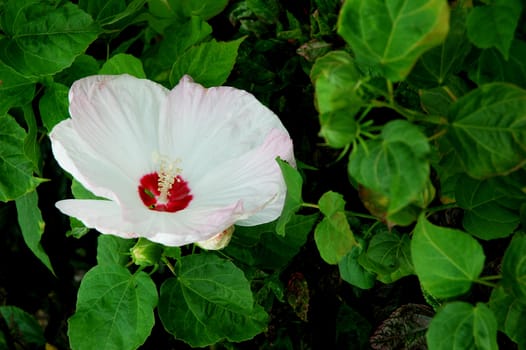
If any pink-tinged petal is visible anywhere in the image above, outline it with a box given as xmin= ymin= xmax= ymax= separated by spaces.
xmin=190 ymin=128 xmax=294 ymax=226
xmin=50 ymin=121 xmax=139 ymax=206
xmin=128 ymin=201 xmax=246 ymax=246
xmin=56 ymin=199 xmax=140 ymax=239
xmin=66 ymin=75 xmax=169 ymax=177
xmin=158 ymin=75 xmax=294 ymax=183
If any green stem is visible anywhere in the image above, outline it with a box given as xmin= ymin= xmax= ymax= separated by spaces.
xmin=478 ymin=275 xmax=502 ymax=281
xmin=474 ymin=279 xmax=498 ymax=288
xmin=301 ymin=202 xmax=319 ymax=209
xmin=161 ymin=256 xmax=177 ymax=276
xmin=425 ymin=203 xmax=459 ymax=216
xmin=345 ymin=211 xmax=377 ymax=220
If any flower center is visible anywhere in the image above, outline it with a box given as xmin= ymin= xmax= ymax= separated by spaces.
xmin=138 ymin=157 xmax=192 ymax=212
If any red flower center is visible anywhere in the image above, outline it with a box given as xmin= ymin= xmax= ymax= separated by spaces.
xmin=138 ymin=172 xmax=193 ymax=212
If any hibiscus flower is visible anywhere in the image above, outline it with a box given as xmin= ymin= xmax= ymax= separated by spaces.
xmin=50 ymin=74 xmax=294 ymax=248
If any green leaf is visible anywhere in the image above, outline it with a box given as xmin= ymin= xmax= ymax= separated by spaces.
xmin=153 ymin=0 xmax=229 ymax=21
xmin=0 ymin=306 xmax=46 ymax=347
xmin=68 ymin=265 xmax=158 ymax=350
xmin=452 ymin=83 xmax=526 ymax=178
xmin=39 ymin=82 xmax=70 ymax=132
xmin=407 ymin=8 xmax=471 ymax=88
xmin=359 ymin=231 xmax=413 ymax=284
xmin=15 ymin=191 xmax=54 ymax=275
xmin=314 ymin=211 xmax=356 ymax=265
xmin=158 ymin=253 xmax=268 ymax=347
xmin=466 ymin=0 xmax=522 ymax=60
xmin=337 ymin=0 xmax=450 ymax=81
xmin=275 ymin=159 xmax=303 ymax=236
xmin=501 ymin=233 xmax=526 ymax=302
xmin=426 ymin=302 xmax=498 ymax=350
xmin=226 ymin=214 xmax=317 ymax=269
xmin=411 ymin=216 xmax=485 ymax=298
xmin=0 ymin=61 xmax=36 ymax=115
xmin=170 ymin=37 xmax=245 ymax=87
xmin=455 ymin=174 xmax=521 ymax=240
xmin=318 ymin=191 xmax=345 ymax=217
xmin=144 ymin=16 xmax=212 ymax=81
xmin=96 ymin=235 xmax=135 ymax=266
xmin=446 ymin=83 xmax=526 ymax=178
xmin=318 ymin=110 xmax=360 ymax=148
xmin=339 ymin=245 xmax=376 ymax=289
xmin=0 ymin=1 xmax=100 ymax=77
xmin=489 ymin=286 xmax=526 ymax=348
xmin=349 ymin=119 xmax=430 ymax=215
xmin=99 ymin=53 xmax=146 ymax=78
xmin=0 ymin=115 xmax=43 ymax=202
xmin=469 ymin=39 xmax=526 ymax=89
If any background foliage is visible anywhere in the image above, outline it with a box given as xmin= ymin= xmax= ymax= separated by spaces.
xmin=1 ymin=0 xmax=526 ymax=349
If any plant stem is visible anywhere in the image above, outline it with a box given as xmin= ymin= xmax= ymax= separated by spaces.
xmin=301 ymin=202 xmax=319 ymax=209
xmin=162 ymin=256 xmax=177 ymax=276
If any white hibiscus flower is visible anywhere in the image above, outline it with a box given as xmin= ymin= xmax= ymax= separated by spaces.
xmin=50 ymin=74 xmax=294 ymax=249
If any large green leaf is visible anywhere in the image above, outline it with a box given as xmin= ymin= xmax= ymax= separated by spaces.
xmin=158 ymin=253 xmax=268 ymax=347
xmin=455 ymin=174 xmax=521 ymax=240
xmin=0 ymin=61 xmax=36 ymax=115
xmin=339 ymin=245 xmax=376 ymax=290
xmin=411 ymin=216 xmax=485 ymax=298
xmin=337 ymin=0 xmax=450 ymax=81
xmin=68 ymin=265 xmax=158 ymax=350
xmin=446 ymin=83 xmax=526 ymax=178
xmin=15 ymin=191 xmax=54 ymax=275
xmin=145 ymin=16 xmax=212 ymax=81
xmin=349 ymin=120 xmax=430 ymax=215
xmin=501 ymin=234 xmax=526 ymax=302
xmin=170 ymin=37 xmax=244 ymax=87
xmin=0 ymin=115 xmax=43 ymax=202
xmin=489 ymin=286 xmax=526 ymax=348
xmin=0 ymin=0 xmax=100 ymax=78
xmin=466 ymin=0 xmax=522 ymax=60
xmin=426 ymin=302 xmax=498 ymax=350
xmin=407 ymin=8 xmax=471 ymax=88
xmin=469 ymin=39 xmax=526 ymax=89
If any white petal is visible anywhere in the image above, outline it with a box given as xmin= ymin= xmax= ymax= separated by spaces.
xmin=158 ymin=75 xmax=294 ymax=183
xmin=66 ymin=74 xmax=169 ymax=178
xmin=190 ymin=128 xmax=294 ymax=226
xmin=56 ymin=199 xmax=140 ymax=239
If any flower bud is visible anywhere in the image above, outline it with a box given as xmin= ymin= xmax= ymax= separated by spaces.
xmin=196 ymin=226 xmax=235 ymax=250
xmin=130 ymin=238 xmax=163 ymax=266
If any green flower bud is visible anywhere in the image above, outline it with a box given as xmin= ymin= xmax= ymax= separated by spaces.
xmin=130 ymin=238 xmax=163 ymax=266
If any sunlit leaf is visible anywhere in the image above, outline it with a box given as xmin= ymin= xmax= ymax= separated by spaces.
xmin=426 ymin=302 xmax=498 ymax=350
xmin=466 ymin=0 xmax=522 ymax=60
xmin=68 ymin=265 xmax=157 ymax=350
xmin=411 ymin=216 xmax=485 ymax=298
xmin=0 ymin=0 xmax=100 ymax=77
xmin=446 ymin=83 xmax=526 ymax=178
xmin=158 ymin=253 xmax=268 ymax=347
xmin=337 ymin=0 xmax=450 ymax=81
